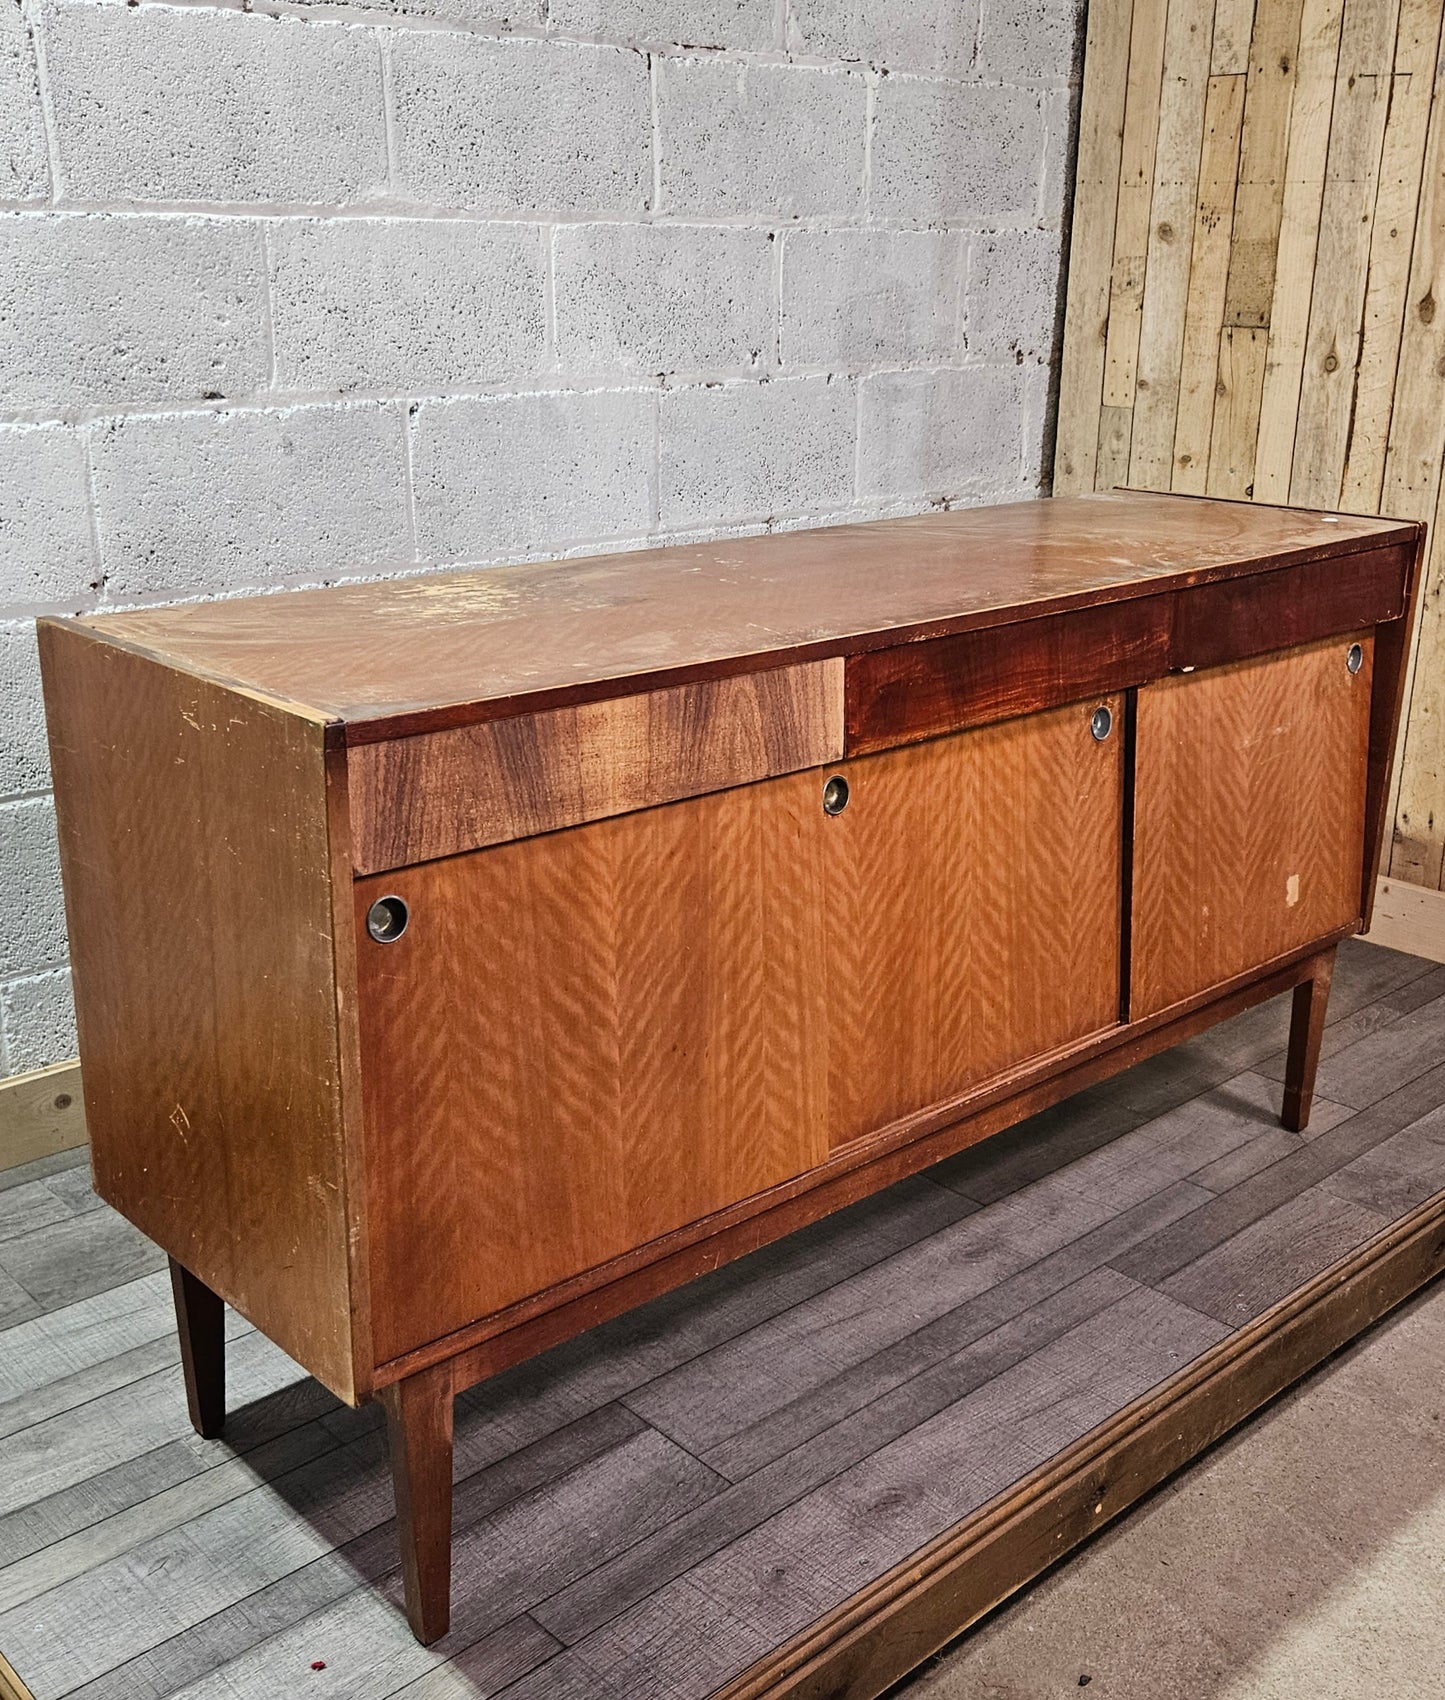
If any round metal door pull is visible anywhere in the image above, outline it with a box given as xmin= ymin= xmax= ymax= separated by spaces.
xmin=366 ymin=895 xmax=409 ymax=943
xmin=1090 ymin=705 xmax=1114 ymax=742
xmin=1346 ymin=642 xmax=1364 ymax=675
xmin=822 ymin=774 xmax=850 ymax=815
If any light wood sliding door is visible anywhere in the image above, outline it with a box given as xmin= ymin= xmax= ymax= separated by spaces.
xmin=1131 ymin=635 xmax=1375 ymax=1017
xmin=355 ymin=698 xmax=1124 ymax=1360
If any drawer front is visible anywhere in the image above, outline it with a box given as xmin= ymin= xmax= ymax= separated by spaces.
xmin=348 ymin=660 xmax=844 ymax=875
xmin=1131 ymin=632 xmax=1374 ymax=1019
xmin=843 ymin=544 xmax=1407 ymax=757
xmin=356 ymin=697 xmax=1124 ymax=1362
xmin=845 ymin=598 xmax=1169 ymax=755
xmin=1168 ymin=543 xmax=1409 ymax=671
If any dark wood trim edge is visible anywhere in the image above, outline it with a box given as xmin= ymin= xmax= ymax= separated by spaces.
xmin=1361 ymin=521 xmax=1428 ymax=926
xmin=1118 ymin=685 xmax=1138 ymax=1023
xmin=325 ymin=739 xmax=375 ymax=1406
xmin=710 ymin=1183 xmax=1445 ymax=1700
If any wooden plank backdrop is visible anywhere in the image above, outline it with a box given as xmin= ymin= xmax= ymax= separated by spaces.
xmin=1056 ymin=0 xmax=1445 ymax=889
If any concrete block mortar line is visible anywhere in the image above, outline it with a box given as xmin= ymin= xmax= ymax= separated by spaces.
xmin=0 ymin=202 xmax=1053 ymax=237
xmin=0 ymin=355 xmax=1041 ymax=433
xmin=648 ymin=52 xmax=662 ymax=213
xmin=543 ymin=224 xmax=559 ymax=372
xmin=958 ymin=230 xmax=975 ymax=360
xmin=78 ymin=433 xmax=105 ymax=602
xmin=257 ymin=223 xmax=278 ymax=394
xmin=0 ymin=785 xmax=58 ymax=810
xmin=378 ymin=32 xmax=402 ymax=194
xmin=400 ymin=404 xmax=419 ymax=563
xmin=647 ymin=385 xmax=662 ymax=534
xmin=69 ymin=0 xmax=1078 ymax=84
xmin=22 ymin=0 xmax=64 ymax=203
xmin=851 ymin=373 xmax=865 ymax=505
xmin=861 ymin=65 xmax=876 ymax=221
xmin=648 ymin=383 xmax=661 ymax=533
xmin=771 ymin=228 xmax=784 ymax=368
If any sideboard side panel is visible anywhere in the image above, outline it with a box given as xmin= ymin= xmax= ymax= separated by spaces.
xmin=38 ymin=624 xmax=360 ymax=1402
xmin=1131 ymin=633 xmax=1374 ymax=1019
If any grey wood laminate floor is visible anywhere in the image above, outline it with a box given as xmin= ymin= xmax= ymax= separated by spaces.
xmin=2 ymin=939 xmax=1444 ymax=1700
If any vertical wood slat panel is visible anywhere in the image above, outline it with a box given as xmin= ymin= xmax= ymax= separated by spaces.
xmin=1207 ymin=324 xmax=1270 ymax=493
xmin=1253 ymin=0 xmax=1347 ymax=500
xmin=1129 ymin=0 xmax=1217 ymax=489
xmin=1289 ymin=0 xmax=1402 ymax=508
xmin=1340 ymin=0 xmax=1445 ymax=509
xmin=1172 ymin=71 xmax=1249 ymax=490
xmin=1222 ymin=0 xmax=1306 ymax=330
xmin=1054 ymin=0 xmax=1137 ymax=495
xmin=1101 ymin=0 xmax=1173 ymax=431
xmin=1212 ymin=0 xmax=1260 ymax=73
xmin=1055 ymin=0 xmax=1445 ymax=890
xmin=1384 ymin=33 xmax=1445 ymax=883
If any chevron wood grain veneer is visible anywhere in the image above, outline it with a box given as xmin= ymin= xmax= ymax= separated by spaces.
xmin=36 ymin=490 xmax=1424 ymax=1647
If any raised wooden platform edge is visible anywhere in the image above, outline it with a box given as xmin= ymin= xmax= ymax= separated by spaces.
xmin=0 ymin=1061 xmax=86 ymax=1175
xmin=713 ymin=1165 xmax=1445 ymax=1700
xmin=374 ymin=933 xmax=1351 ymax=1394
xmin=1365 ymin=877 xmax=1445 ymax=965
xmin=0 ymin=1647 xmax=36 ymax=1700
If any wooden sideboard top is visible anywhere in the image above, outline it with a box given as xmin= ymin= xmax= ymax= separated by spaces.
xmin=46 ymin=491 xmax=1414 ymax=742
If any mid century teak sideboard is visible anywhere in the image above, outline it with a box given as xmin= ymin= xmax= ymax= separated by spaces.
xmin=38 ymin=490 xmax=1424 ymax=1645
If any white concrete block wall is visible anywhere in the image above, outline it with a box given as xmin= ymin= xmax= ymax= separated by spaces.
xmin=0 ymin=0 xmax=1084 ymax=1075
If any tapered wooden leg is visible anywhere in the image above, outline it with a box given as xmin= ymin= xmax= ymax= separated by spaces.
xmin=1282 ymin=947 xmax=1336 ymax=1133
xmin=380 ymin=1365 xmax=455 ymax=1645
xmin=168 ymin=1256 xmax=226 ymax=1438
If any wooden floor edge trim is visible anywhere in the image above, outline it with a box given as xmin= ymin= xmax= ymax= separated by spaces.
xmin=1365 ymin=876 xmax=1445 ymax=964
xmin=712 ymin=1189 xmax=1445 ymax=1700
xmin=0 ymin=1059 xmax=85 ymax=1176
xmin=0 ymin=1647 xmax=37 ymax=1700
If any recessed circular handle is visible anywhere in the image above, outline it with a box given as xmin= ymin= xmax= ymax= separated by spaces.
xmin=1346 ymin=642 xmax=1364 ymax=675
xmin=1090 ymin=704 xmax=1114 ymax=742
xmin=822 ymin=774 xmax=850 ymax=815
xmin=366 ymin=895 xmax=409 ymax=943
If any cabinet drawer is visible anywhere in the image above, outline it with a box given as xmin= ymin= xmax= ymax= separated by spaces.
xmin=1169 ymin=543 xmax=1409 ymax=671
xmin=1131 ymin=632 xmax=1374 ymax=1018
xmin=845 ymin=598 xmax=1169 ymax=754
xmin=355 ymin=697 xmax=1124 ymax=1361
xmin=348 ymin=660 xmax=843 ymax=874
xmin=844 ymin=544 xmax=1407 ymax=757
